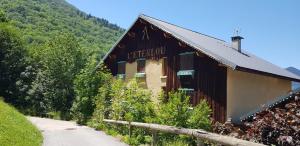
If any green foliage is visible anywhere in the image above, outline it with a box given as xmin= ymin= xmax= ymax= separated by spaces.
xmin=71 ymin=59 xmax=112 ymax=124
xmin=0 ymin=10 xmax=8 ymax=22
xmin=21 ymin=68 xmax=51 ymax=115
xmin=0 ymin=0 xmax=124 ymax=119
xmin=88 ymin=78 xmax=114 ymax=129
xmin=0 ymin=22 xmax=26 ymax=104
xmin=110 ymin=79 xmax=155 ymax=122
xmin=13 ymin=32 xmax=85 ymax=118
xmin=155 ymin=92 xmax=212 ymax=145
xmin=188 ymin=100 xmax=212 ymax=131
xmin=91 ymin=83 xmax=212 ymax=146
xmin=157 ymin=91 xmax=212 ymax=130
xmin=91 ymin=79 xmax=155 ymax=127
xmin=0 ymin=100 xmax=42 ymax=146
xmin=161 ymin=139 xmax=190 ymax=146
xmin=156 ymin=91 xmax=192 ymax=128
xmin=90 ymin=79 xmax=156 ymax=145
xmin=28 ymin=33 xmax=84 ymax=119
xmin=0 ymin=0 xmax=124 ymax=56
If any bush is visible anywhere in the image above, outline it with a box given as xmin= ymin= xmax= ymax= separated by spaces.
xmin=110 ymin=79 xmax=155 ymax=122
xmin=71 ymin=58 xmax=111 ymax=124
xmin=90 ymin=79 xmax=156 ymax=145
xmin=156 ymin=91 xmax=212 ymax=145
xmin=91 ymin=79 xmax=155 ymax=125
xmin=156 ymin=91 xmax=191 ymax=128
xmin=188 ymin=100 xmax=212 ymax=131
xmin=91 ymin=80 xmax=212 ymax=146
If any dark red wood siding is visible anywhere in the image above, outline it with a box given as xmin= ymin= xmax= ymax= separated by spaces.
xmin=105 ymin=19 xmax=227 ymax=122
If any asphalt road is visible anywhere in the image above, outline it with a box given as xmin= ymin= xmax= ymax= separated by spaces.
xmin=28 ymin=117 xmax=128 ymax=146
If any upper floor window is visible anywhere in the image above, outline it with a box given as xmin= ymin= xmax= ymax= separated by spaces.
xmin=177 ymin=52 xmax=195 ymax=90
xmin=179 ymin=52 xmax=194 ymax=70
xmin=117 ymin=61 xmax=126 ymax=75
xmin=137 ymin=58 xmax=146 ymax=73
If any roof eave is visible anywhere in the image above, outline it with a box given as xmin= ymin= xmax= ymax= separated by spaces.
xmin=235 ymin=66 xmax=300 ymax=82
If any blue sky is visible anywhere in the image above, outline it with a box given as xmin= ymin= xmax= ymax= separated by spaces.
xmin=67 ymin=0 xmax=300 ymax=69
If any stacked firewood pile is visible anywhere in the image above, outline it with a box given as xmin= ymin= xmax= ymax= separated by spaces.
xmin=213 ymin=93 xmax=300 ymax=146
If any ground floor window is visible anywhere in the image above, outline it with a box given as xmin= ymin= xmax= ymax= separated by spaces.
xmin=179 ymin=76 xmax=194 ymax=89
xmin=135 ymin=58 xmax=146 ymax=78
xmin=117 ymin=61 xmax=126 ymax=79
xmin=137 ymin=58 xmax=146 ymax=73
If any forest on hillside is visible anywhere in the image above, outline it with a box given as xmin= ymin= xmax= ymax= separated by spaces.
xmin=0 ymin=0 xmax=124 ymax=119
xmin=0 ymin=0 xmax=124 ymax=56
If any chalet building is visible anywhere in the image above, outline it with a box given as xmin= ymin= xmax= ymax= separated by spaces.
xmin=102 ymin=14 xmax=300 ymax=123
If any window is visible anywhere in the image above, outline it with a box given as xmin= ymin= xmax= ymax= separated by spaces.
xmin=162 ymin=57 xmax=167 ymax=76
xmin=137 ymin=58 xmax=146 ymax=73
xmin=179 ymin=76 xmax=194 ymax=89
xmin=177 ymin=52 xmax=195 ymax=90
xmin=117 ymin=61 xmax=126 ymax=74
xmin=179 ymin=52 xmax=194 ymax=70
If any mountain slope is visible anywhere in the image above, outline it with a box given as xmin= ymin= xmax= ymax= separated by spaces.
xmin=0 ymin=0 xmax=124 ymax=56
xmin=286 ymin=67 xmax=300 ymax=76
xmin=286 ymin=67 xmax=300 ymax=89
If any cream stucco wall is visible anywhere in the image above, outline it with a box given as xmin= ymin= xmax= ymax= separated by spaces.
xmin=125 ymin=61 xmax=137 ymax=81
xmin=227 ymin=69 xmax=291 ymax=122
xmin=125 ymin=59 xmax=166 ymax=102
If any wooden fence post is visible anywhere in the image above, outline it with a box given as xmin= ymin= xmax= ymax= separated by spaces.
xmin=152 ymin=130 xmax=158 ymax=146
xmin=128 ymin=121 xmax=132 ymax=138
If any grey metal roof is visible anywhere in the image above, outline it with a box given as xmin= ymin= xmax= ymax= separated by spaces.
xmin=103 ymin=14 xmax=300 ymax=81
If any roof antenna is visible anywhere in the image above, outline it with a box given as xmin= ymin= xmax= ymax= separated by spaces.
xmin=234 ymin=28 xmax=241 ymax=36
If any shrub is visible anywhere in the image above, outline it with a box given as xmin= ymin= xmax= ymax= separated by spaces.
xmin=71 ymin=58 xmax=111 ymax=124
xmin=156 ymin=91 xmax=192 ymax=127
xmin=90 ymin=79 xmax=156 ymax=145
xmin=156 ymin=91 xmax=212 ymax=145
xmin=110 ymin=79 xmax=155 ymax=122
xmin=91 ymin=82 xmax=212 ymax=146
xmin=89 ymin=78 xmax=120 ymax=129
xmin=161 ymin=139 xmax=190 ymax=146
xmin=188 ymin=100 xmax=212 ymax=131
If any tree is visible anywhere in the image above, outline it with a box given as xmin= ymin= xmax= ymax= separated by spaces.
xmin=0 ymin=18 xmax=26 ymax=104
xmin=0 ymin=10 xmax=8 ymax=23
xmin=27 ymin=33 xmax=84 ymax=119
xmin=71 ymin=57 xmax=112 ymax=124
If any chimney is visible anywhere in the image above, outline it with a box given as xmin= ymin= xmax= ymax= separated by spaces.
xmin=231 ymin=36 xmax=244 ymax=52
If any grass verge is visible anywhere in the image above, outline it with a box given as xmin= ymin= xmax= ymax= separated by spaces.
xmin=0 ymin=100 xmax=43 ymax=146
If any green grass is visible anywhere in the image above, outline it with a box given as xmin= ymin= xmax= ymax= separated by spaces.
xmin=0 ymin=99 xmax=43 ymax=146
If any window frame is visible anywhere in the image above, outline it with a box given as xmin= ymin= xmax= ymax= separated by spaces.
xmin=179 ymin=52 xmax=194 ymax=71
xmin=177 ymin=52 xmax=195 ymax=90
xmin=136 ymin=58 xmax=146 ymax=73
xmin=117 ymin=61 xmax=126 ymax=75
